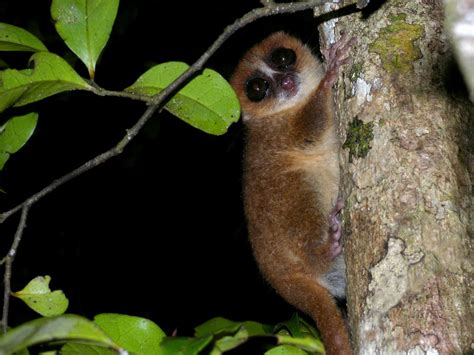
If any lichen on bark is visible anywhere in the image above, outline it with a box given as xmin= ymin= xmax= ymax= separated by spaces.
xmin=369 ymin=13 xmax=424 ymax=74
xmin=343 ymin=118 xmax=374 ymax=163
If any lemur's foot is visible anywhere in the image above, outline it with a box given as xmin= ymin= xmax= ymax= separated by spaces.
xmin=328 ymin=199 xmax=344 ymax=259
xmin=321 ymin=33 xmax=356 ymax=88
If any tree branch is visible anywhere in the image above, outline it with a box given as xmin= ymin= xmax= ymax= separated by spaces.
xmin=0 ymin=0 xmax=335 ymax=225
xmin=1 ymin=206 xmax=29 ymax=334
xmin=145 ymin=0 xmax=338 ymax=110
xmin=88 ymin=83 xmax=153 ymax=103
xmin=0 ymin=0 xmax=351 ymax=332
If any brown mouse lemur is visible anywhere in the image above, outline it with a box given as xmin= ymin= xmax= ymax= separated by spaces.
xmin=230 ymin=32 xmax=354 ymax=355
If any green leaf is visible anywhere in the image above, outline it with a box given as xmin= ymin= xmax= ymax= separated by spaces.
xmin=211 ymin=327 xmax=249 ymax=355
xmin=276 ymin=335 xmax=325 ymax=354
xmin=275 ymin=313 xmax=304 ymax=338
xmin=0 ymin=113 xmax=38 ymax=154
xmin=195 ymin=317 xmax=241 ymax=337
xmin=0 ymin=314 xmax=122 ymax=354
xmin=195 ymin=317 xmax=272 ymax=338
xmin=265 ymin=345 xmax=308 ymax=355
xmin=126 ymin=62 xmax=240 ymax=135
xmin=295 ymin=317 xmax=320 ymax=340
xmin=242 ymin=321 xmax=273 ymax=337
xmin=195 ymin=318 xmax=272 ymax=355
xmin=12 ymin=275 xmax=68 ymax=317
xmin=0 ymin=52 xmax=91 ymax=112
xmin=0 ymin=113 xmax=38 ymax=171
xmin=287 ymin=313 xmax=305 ymax=338
xmin=51 ymin=0 xmax=120 ymax=79
xmin=272 ymin=314 xmax=324 ymax=354
xmin=275 ymin=314 xmax=320 ymax=339
xmin=0 ymin=58 xmax=9 ymax=69
xmin=93 ymin=313 xmax=165 ymax=354
xmin=62 ymin=343 xmax=115 ymax=355
xmin=0 ymin=23 xmax=48 ymax=52
xmin=158 ymin=336 xmax=212 ymax=355
xmin=0 ymin=152 xmax=9 ymax=170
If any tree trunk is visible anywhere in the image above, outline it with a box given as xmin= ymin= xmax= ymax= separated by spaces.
xmin=320 ymin=0 xmax=473 ymax=353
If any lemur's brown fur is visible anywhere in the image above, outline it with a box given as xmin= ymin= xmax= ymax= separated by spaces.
xmin=230 ymin=32 xmax=354 ymax=355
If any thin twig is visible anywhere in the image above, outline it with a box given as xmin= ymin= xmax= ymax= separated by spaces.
xmin=1 ymin=206 xmax=29 ymax=334
xmin=145 ymin=0 xmax=334 ymax=110
xmin=88 ymin=82 xmax=153 ymax=103
xmin=0 ymin=0 xmax=342 ymax=332
xmin=0 ymin=0 xmax=333 ymax=225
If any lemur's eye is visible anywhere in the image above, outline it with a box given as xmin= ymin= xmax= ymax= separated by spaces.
xmin=271 ymin=47 xmax=296 ymax=69
xmin=246 ymin=77 xmax=270 ymax=102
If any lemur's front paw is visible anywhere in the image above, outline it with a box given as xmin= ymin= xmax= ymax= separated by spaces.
xmin=328 ymin=199 xmax=344 ymax=259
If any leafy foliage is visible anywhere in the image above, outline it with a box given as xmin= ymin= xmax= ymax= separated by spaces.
xmin=0 ymin=113 xmax=38 ymax=170
xmin=159 ymin=336 xmax=214 ymax=355
xmin=157 ymin=314 xmax=325 ymax=355
xmin=3 ymin=276 xmax=324 ymax=354
xmin=266 ymin=345 xmax=308 ymax=355
xmin=51 ymin=0 xmax=120 ymax=79
xmin=0 ymin=0 xmax=239 ymax=172
xmin=0 ymin=23 xmax=48 ymax=52
xmin=127 ymin=62 xmax=240 ymax=135
xmin=0 ymin=314 xmax=122 ymax=354
xmin=12 ymin=276 xmax=68 ymax=317
xmin=0 ymin=0 xmax=305 ymax=354
xmin=0 ymin=309 xmax=325 ymax=354
xmin=0 ymin=52 xmax=92 ymax=112
xmin=93 ymin=313 xmax=165 ymax=354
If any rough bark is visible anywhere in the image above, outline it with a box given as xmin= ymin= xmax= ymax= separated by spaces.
xmin=319 ymin=0 xmax=473 ymax=353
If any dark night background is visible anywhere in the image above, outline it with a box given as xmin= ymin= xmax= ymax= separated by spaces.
xmin=0 ymin=0 xmax=324 ymax=336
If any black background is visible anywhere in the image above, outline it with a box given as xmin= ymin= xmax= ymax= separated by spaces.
xmin=0 ymin=0 xmax=323 ymax=335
